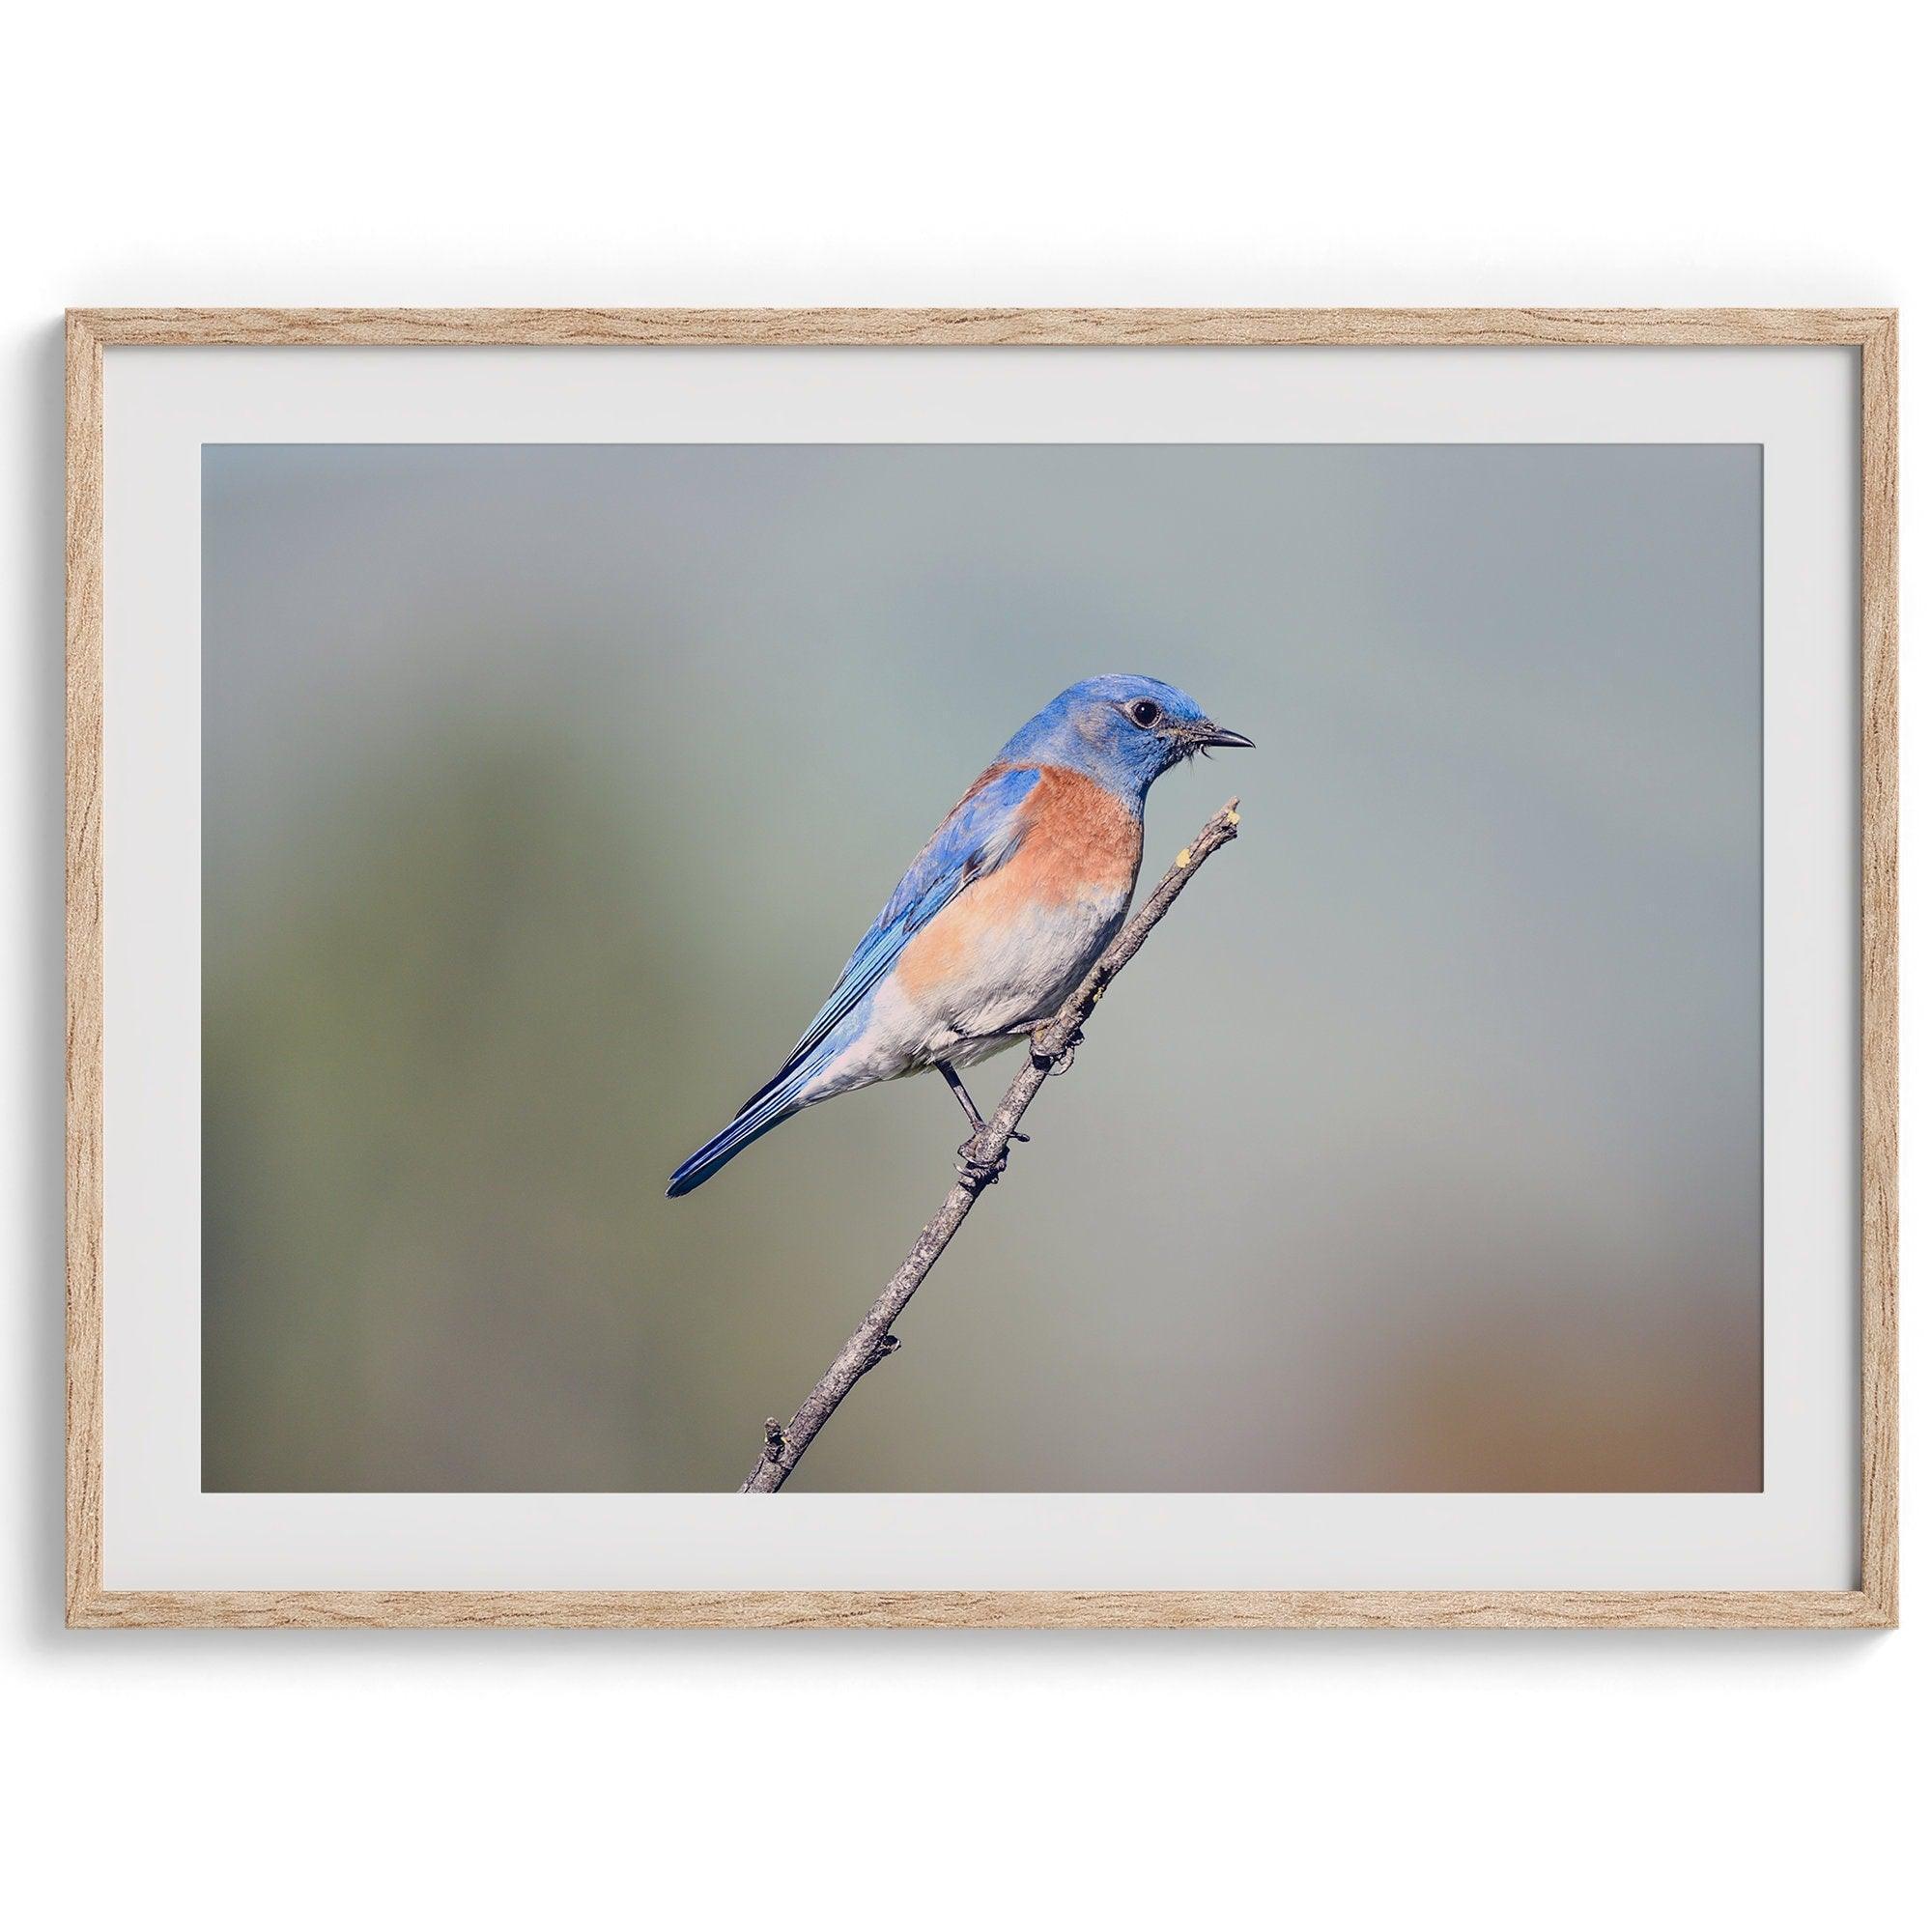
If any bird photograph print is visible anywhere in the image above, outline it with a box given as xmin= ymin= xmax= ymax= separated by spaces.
xmin=203 ymin=442 xmax=1761 ymax=1495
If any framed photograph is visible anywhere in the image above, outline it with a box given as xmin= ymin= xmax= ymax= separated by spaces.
xmin=65 ymin=307 xmax=1897 ymax=1630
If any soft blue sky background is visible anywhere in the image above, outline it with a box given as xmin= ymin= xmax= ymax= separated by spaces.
xmin=203 ymin=442 xmax=1760 ymax=1492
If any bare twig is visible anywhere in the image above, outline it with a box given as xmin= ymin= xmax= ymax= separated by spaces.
xmin=739 ymin=797 xmax=1243 ymax=1492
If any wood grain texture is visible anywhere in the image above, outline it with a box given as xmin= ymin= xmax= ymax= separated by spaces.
xmin=62 ymin=1587 xmax=1894 ymax=1631
xmin=71 ymin=305 xmax=1893 ymax=348
xmin=65 ymin=312 xmax=104 ymax=1629
xmin=62 ymin=307 xmax=1900 ymax=1631
xmin=1858 ymin=313 xmax=1901 ymax=1626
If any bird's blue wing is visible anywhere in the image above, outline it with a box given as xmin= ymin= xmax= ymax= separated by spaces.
xmin=742 ymin=764 xmax=1040 ymax=1107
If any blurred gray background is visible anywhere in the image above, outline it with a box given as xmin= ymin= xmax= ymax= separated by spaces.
xmin=203 ymin=441 xmax=1761 ymax=1492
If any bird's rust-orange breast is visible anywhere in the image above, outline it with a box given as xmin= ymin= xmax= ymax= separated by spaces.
xmin=1007 ymin=764 xmax=1142 ymax=903
xmin=893 ymin=764 xmax=1141 ymax=1002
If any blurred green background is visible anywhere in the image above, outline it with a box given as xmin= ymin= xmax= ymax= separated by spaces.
xmin=203 ymin=442 xmax=1761 ymax=1492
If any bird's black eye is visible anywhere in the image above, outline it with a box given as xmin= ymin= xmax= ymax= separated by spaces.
xmin=1127 ymin=698 xmax=1161 ymax=728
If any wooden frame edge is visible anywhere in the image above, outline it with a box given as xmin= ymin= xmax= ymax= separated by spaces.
xmin=63 ymin=1587 xmax=1895 ymax=1631
xmin=63 ymin=307 xmax=1899 ymax=1632
xmin=1858 ymin=311 xmax=1901 ymax=1628
xmin=66 ymin=304 xmax=1894 ymax=349
xmin=65 ymin=310 xmax=105 ymax=1629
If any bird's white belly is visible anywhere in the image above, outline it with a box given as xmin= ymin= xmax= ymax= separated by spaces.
xmin=807 ymin=887 xmax=1129 ymax=1099
xmin=931 ymin=886 xmax=1127 ymax=1042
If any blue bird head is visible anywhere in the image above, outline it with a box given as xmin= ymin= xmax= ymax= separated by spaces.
xmin=995 ymin=675 xmax=1253 ymax=803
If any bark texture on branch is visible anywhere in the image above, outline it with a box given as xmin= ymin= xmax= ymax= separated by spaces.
xmin=740 ymin=798 xmax=1243 ymax=1492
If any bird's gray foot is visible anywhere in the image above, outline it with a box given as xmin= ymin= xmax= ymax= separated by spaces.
xmin=955 ymin=1130 xmax=1010 ymax=1189
xmin=1041 ymin=1026 xmax=1083 ymax=1075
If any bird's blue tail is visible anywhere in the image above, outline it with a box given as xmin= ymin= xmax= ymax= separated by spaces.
xmin=666 ymin=1071 xmax=813 ymax=1198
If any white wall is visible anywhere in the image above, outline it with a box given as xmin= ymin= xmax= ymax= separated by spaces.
xmin=3 ymin=4 xmax=1919 ymax=1922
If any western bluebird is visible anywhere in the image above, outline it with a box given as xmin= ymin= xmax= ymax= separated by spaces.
xmin=667 ymin=675 xmax=1252 ymax=1197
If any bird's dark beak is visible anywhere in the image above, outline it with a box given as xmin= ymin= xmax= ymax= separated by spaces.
xmin=1187 ymin=721 xmax=1256 ymax=751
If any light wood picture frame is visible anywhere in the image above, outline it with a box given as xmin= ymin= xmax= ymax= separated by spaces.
xmin=65 ymin=307 xmax=1898 ymax=1630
